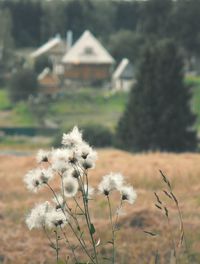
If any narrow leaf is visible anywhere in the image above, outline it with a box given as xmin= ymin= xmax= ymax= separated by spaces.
xmin=164 ymin=207 xmax=169 ymax=217
xmin=95 ymin=238 xmax=101 ymax=247
xmin=143 ymin=230 xmax=157 ymax=236
xmin=154 ymin=192 xmax=162 ymax=204
xmin=163 ymin=190 xmax=172 ymax=199
xmin=90 ymin=223 xmax=95 ymax=235
xmin=155 ymin=204 xmax=162 ymax=210
xmin=170 ymin=192 xmax=178 ymax=205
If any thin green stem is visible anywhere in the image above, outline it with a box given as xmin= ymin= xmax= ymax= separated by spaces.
xmin=107 ymin=195 xmax=115 ymax=264
xmin=60 ymin=174 xmax=65 ymax=201
xmin=60 ymin=226 xmax=78 ymax=263
xmin=166 ymin=214 xmax=177 ymax=264
xmin=164 ymin=172 xmax=188 ymax=256
xmin=68 ymin=221 xmax=95 ymax=264
xmin=46 ymin=182 xmax=60 ymax=205
xmin=45 ymin=183 xmax=93 ymax=263
xmin=168 ymin=186 xmax=188 ymax=253
xmin=43 ymin=225 xmax=55 ymax=249
xmin=176 ymin=205 xmax=188 ymax=252
xmin=114 ymin=199 xmax=123 ymax=231
xmin=73 ymin=197 xmax=85 ymax=214
xmin=77 ymin=167 xmax=99 ymax=264
xmin=46 ymin=182 xmax=73 ymax=220
xmin=55 ymin=228 xmax=59 ymax=263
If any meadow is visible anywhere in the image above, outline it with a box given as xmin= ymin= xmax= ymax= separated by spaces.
xmin=0 ymin=87 xmax=127 ymax=149
xmin=0 ymin=75 xmax=200 ymax=130
xmin=1 ymin=75 xmax=200 ymax=150
xmin=0 ymin=88 xmax=127 ymax=129
xmin=1 ymin=77 xmax=200 ymax=263
xmin=1 ymin=149 xmax=200 ymax=264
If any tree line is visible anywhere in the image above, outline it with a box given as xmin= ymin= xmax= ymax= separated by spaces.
xmin=1 ymin=0 xmax=200 ymax=63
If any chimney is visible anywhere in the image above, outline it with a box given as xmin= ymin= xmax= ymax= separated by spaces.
xmin=55 ymin=33 xmax=61 ymax=39
xmin=66 ymin=30 xmax=73 ymax=52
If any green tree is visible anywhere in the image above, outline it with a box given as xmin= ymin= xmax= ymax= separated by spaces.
xmin=40 ymin=0 xmax=67 ymax=41
xmin=114 ymin=1 xmax=140 ymax=31
xmin=0 ymin=8 xmax=14 ymax=83
xmin=9 ymin=68 xmax=38 ymax=103
xmin=170 ymin=0 xmax=200 ymax=66
xmin=2 ymin=0 xmax=43 ymax=47
xmin=34 ymin=55 xmax=53 ymax=74
xmin=138 ymin=0 xmax=173 ymax=38
xmin=108 ymin=30 xmax=146 ymax=64
xmin=0 ymin=8 xmax=13 ymax=54
xmin=117 ymin=39 xmax=197 ymax=152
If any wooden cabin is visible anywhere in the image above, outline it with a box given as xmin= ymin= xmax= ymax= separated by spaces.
xmin=38 ymin=68 xmax=60 ymax=96
xmin=30 ymin=35 xmax=67 ymax=66
xmin=61 ymin=30 xmax=115 ymax=84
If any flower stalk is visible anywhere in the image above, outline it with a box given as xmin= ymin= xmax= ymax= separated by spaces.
xmin=24 ymin=126 xmax=137 ymax=263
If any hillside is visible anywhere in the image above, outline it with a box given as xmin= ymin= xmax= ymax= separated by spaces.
xmin=0 ymin=75 xmax=200 ymax=149
xmin=0 ymin=88 xmax=127 ymax=148
xmin=1 ymin=75 xmax=200 ymax=128
xmin=0 ymin=88 xmax=127 ymax=128
xmin=1 ymin=149 xmax=200 ymax=263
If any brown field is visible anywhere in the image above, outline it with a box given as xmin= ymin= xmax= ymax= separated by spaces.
xmin=1 ymin=149 xmax=200 ymax=264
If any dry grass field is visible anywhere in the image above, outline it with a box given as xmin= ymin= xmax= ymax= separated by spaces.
xmin=1 ymin=149 xmax=200 ymax=264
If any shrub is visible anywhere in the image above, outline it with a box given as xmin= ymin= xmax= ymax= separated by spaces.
xmin=53 ymin=124 xmax=113 ymax=148
xmin=8 ymin=68 xmax=38 ymax=103
xmin=34 ymin=55 xmax=53 ymax=74
xmin=81 ymin=124 xmax=113 ymax=147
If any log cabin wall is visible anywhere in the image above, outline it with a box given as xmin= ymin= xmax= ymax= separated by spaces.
xmin=64 ymin=64 xmax=111 ymax=81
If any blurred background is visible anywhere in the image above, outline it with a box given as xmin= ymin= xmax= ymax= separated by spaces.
xmin=0 ymin=0 xmax=200 ymax=153
xmin=1 ymin=1 xmax=200 ymax=263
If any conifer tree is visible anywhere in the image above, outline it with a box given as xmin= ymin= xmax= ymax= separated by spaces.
xmin=117 ymin=39 xmax=197 ymax=152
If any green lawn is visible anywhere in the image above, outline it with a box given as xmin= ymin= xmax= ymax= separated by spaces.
xmin=193 ymin=89 xmax=200 ymax=131
xmin=48 ymin=88 xmax=127 ymax=130
xmin=185 ymin=75 xmax=200 ymax=87
xmin=0 ymin=87 xmax=128 ymax=130
xmin=186 ymin=75 xmax=200 ymax=132
xmin=0 ymin=91 xmax=36 ymax=127
xmin=0 ymin=77 xmax=200 ymax=134
xmin=0 ymin=89 xmax=12 ymax=110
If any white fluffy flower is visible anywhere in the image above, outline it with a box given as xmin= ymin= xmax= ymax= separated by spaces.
xmin=79 ymin=142 xmax=97 ymax=160
xmin=62 ymin=126 xmax=83 ymax=147
xmin=36 ymin=149 xmax=50 ymax=163
xmin=77 ymin=142 xmax=98 ymax=169
xmin=26 ymin=201 xmax=50 ymax=230
xmin=51 ymin=148 xmax=69 ymax=162
xmin=62 ymin=167 xmax=83 ymax=179
xmin=98 ymin=173 xmax=124 ymax=195
xmin=52 ymin=194 xmax=66 ymax=209
xmin=81 ymin=157 xmax=95 ymax=170
xmin=46 ymin=209 xmax=68 ymax=228
xmin=40 ymin=167 xmax=54 ymax=183
xmin=119 ymin=186 xmax=137 ymax=204
xmin=51 ymin=148 xmax=71 ymax=173
xmin=24 ymin=169 xmax=41 ymax=193
xmin=24 ymin=168 xmax=53 ymax=193
xmin=63 ymin=177 xmax=79 ymax=198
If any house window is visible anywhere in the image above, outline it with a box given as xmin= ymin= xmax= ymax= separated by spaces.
xmin=84 ymin=46 xmax=94 ymax=55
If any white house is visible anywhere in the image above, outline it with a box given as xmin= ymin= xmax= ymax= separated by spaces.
xmin=112 ymin=58 xmax=135 ymax=92
xmin=61 ymin=30 xmax=115 ymax=83
xmin=30 ymin=34 xmax=67 ymax=66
